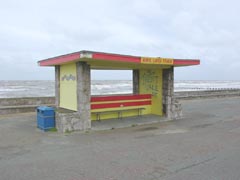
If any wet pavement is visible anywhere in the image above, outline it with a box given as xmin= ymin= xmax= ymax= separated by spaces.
xmin=0 ymin=97 xmax=240 ymax=180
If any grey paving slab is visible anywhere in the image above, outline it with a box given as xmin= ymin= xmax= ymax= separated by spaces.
xmin=0 ymin=97 xmax=240 ymax=180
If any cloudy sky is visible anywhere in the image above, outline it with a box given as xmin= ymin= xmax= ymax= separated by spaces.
xmin=1 ymin=0 xmax=239 ymax=80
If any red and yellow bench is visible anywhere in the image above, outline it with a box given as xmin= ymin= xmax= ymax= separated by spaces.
xmin=91 ymin=94 xmax=152 ymax=121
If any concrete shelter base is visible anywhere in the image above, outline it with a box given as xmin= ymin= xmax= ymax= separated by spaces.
xmin=91 ymin=115 xmax=168 ymax=131
xmin=55 ymin=109 xmax=91 ymax=133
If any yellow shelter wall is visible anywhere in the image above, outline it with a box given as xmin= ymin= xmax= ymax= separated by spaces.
xmin=60 ymin=63 xmax=77 ymax=111
xmin=139 ymin=69 xmax=163 ymax=115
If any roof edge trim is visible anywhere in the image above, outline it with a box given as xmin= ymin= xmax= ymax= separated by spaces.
xmin=38 ymin=50 xmax=200 ymax=67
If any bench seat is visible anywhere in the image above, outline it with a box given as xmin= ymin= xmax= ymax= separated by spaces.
xmin=92 ymin=107 xmax=145 ymax=121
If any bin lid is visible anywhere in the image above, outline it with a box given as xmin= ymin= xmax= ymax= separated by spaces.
xmin=37 ymin=106 xmax=55 ymax=111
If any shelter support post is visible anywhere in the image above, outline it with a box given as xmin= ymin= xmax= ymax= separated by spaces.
xmin=76 ymin=62 xmax=91 ymax=130
xmin=55 ymin=65 xmax=60 ymax=107
xmin=133 ymin=70 xmax=139 ymax=94
xmin=162 ymin=67 xmax=174 ymax=119
xmin=162 ymin=67 xmax=183 ymax=119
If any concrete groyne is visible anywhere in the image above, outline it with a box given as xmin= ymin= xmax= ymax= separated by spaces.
xmin=0 ymin=89 xmax=240 ymax=115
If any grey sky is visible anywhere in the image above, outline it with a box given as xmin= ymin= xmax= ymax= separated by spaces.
xmin=0 ymin=0 xmax=239 ymax=80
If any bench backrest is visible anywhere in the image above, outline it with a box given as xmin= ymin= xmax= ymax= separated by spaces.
xmin=91 ymin=94 xmax=152 ymax=110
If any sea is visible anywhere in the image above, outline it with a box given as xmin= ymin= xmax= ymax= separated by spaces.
xmin=0 ymin=80 xmax=240 ymax=98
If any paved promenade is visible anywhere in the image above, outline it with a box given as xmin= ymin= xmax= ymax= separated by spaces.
xmin=0 ymin=97 xmax=240 ymax=180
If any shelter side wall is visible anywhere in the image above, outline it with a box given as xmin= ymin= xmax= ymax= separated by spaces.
xmin=139 ymin=69 xmax=163 ymax=116
xmin=59 ymin=63 xmax=77 ymax=111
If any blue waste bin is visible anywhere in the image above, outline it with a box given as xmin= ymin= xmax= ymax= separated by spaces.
xmin=37 ymin=106 xmax=55 ymax=131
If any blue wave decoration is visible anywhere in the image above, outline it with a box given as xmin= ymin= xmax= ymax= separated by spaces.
xmin=61 ymin=74 xmax=76 ymax=81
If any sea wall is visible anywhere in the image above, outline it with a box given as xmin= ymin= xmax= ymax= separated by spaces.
xmin=0 ymin=89 xmax=240 ymax=115
xmin=0 ymin=97 xmax=55 ymax=115
xmin=175 ymin=89 xmax=240 ymax=100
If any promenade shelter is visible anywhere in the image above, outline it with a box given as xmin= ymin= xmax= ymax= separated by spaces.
xmin=38 ymin=50 xmax=200 ymax=132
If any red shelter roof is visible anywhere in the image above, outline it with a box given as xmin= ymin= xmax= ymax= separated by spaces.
xmin=38 ymin=50 xmax=200 ymax=68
